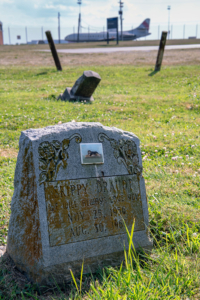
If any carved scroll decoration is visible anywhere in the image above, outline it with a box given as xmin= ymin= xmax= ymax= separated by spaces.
xmin=38 ymin=134 xmax=82 ymax=184
xmin=99 ymin=133 xmax=142 ymax=175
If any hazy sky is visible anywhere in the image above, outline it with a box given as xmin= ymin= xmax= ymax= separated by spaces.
xmin=1 ymin=0 xmax=200 ymax=29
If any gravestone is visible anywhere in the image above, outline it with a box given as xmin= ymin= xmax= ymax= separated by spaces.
xmin=7 ymin=122 xmax=152 ymax=286
xmin=58 ymin=71 xmax=101 ymax=102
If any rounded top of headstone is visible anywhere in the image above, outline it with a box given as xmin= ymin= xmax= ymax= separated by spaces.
xmin=83 ymin=70 xmax=101 ymax=80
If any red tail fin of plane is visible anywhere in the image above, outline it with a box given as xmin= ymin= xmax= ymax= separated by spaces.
xmin=138 ymin=19 xmax=150 ymax=30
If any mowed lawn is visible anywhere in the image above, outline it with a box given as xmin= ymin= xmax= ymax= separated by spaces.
xmin=0 ymin=64 xmax=200 ymax=299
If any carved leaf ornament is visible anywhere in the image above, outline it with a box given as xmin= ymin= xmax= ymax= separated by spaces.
xmin=99 ymin=133 xmax=142 ymax=175
xmin=38 ymin=134 xmax=82 ymax=184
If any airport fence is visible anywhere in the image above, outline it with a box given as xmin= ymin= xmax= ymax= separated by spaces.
xmin=2 ymin=23 xmax=200 ymax=45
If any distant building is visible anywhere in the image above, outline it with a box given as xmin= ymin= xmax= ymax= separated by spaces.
xmin=0 ymin=22 xmax=3 ymax=45
xmin=27 ymin=39 xmax=68 ymax=45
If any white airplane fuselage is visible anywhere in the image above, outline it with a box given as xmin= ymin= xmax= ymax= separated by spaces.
xmin=65 ymin=19 xmax=151 ymax=42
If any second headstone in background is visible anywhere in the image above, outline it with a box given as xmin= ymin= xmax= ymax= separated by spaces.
xmin=58 ymin=70 xmax=101 ymax=102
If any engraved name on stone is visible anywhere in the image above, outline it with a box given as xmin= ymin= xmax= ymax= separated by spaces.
xmin=44 ymin=174 xmax=145 ymax=247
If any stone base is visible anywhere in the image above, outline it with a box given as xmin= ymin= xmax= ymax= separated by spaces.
xmin=57 ymin=88 xmax=94 ymax=103
xmin=8 ymin=243 xmax=152 ymax=287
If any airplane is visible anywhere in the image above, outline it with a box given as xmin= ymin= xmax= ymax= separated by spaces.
xmin=65 ymin=19 xmax=151 ymax=42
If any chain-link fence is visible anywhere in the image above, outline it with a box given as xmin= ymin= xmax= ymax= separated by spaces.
xmin=2 ymin=23 xmax=200 ymax=45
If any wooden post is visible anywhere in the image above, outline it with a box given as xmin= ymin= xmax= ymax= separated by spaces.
xmin=155 ymin=31 xmax=167 ymax=72
xmin=45 ymin=31 xmax=62 ymax=71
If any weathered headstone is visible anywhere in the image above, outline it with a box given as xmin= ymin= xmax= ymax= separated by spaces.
xmin=7 ymin=122 xmax=152 ymax=286
xmin=58 ymin=71 xmax=101 ymax=102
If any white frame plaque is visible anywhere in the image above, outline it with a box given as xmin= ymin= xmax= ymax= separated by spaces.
xmin=80 ymin=143 xmax=104 ymax=164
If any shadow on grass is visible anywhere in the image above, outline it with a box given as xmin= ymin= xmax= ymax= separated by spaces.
xmin=35 ymin=72 xmax=49 ymax=76
xmin=44 ymin=94 xmax=57 ymax=101
xmin=44 ymin=94 xmax=92 ymax=104
xmin=0 ymin=252 xmax=105 ymax=299
xmin=148 ymin=70 xmax=159 ymax=76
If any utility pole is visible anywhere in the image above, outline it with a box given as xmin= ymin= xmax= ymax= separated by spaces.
xmin=58 ymin=12 xmax=61 ymax=44
xmin=77 ymin=0 xmax=82 ymax=43
xmin=8 ymin=27 xmax=11 ymax=44
xmin=25 ymin=27 xmax=28 ymax=44
xmin=167 ymin=5 xmax=171 ymax=39
xmin=119 ymin=0 xmax=124 ymax=41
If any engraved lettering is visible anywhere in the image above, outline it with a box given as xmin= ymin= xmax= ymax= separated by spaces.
xmin=45 ymin=175 xmax=145 ymax=247
xmin=80 ymin=211 xmax=84 ymax=220
xmin=110 ymin=181 xmax=115 ymax=193
xmin=66 ymin=185 xmax=70 ymax=196
xmin=115 ymin=180 xmax=119 ymax=191
xmin=76 ymin=226 xmax=80 ymax=236
xmin=70 ymin=185 xmax=75 ymax=195
xmin=60 ymin=185 xmax=66 ymax=197
xmin=96 ymin=181 xmax=102 ymax=192
xmin=68 ymin=213 xmax=73 ymax=222
xmin=82 ymin=183 xmax=88 ymax=194
xmin=82 ymin=227 xmax=86 ymax=234
xmin=122 ymin=180 xmax=127 ymax=191
xmin=129 ymin=179 xmax=133 ymax=192
xmin=103 ymin=181 xmax=107 ymax=192
xmin=70 ymin=228 xmax=75 ymax=237
xmin=77 ymin=184 xmax=82 ymax=195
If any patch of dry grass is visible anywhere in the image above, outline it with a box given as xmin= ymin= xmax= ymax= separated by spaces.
xmin=0 ymin=148 xmax=18 ymax=158
xmin=1 ymin=41 xmax=200 ymax=67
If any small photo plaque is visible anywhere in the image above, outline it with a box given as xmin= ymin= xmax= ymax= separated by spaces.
xmin=80 ymin=143 xmax=104 ymax=164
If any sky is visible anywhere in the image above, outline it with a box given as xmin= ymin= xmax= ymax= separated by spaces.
xmin=1 ymin=0 xmax=200 ymax=43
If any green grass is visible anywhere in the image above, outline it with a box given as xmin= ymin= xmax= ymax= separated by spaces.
xmin=0 ymin=64 xmax=199 ymax=299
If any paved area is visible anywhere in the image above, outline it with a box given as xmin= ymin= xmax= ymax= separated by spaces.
xmin=42 ymin=44 xmax=200 ymax=54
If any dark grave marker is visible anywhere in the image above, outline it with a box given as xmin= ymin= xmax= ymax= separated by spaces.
xmin=58 ymin=70 xmax=101 ymax=102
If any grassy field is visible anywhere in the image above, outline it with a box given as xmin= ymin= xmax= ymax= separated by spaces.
xmin=0 ymin=48 xmax=200 ymax=299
